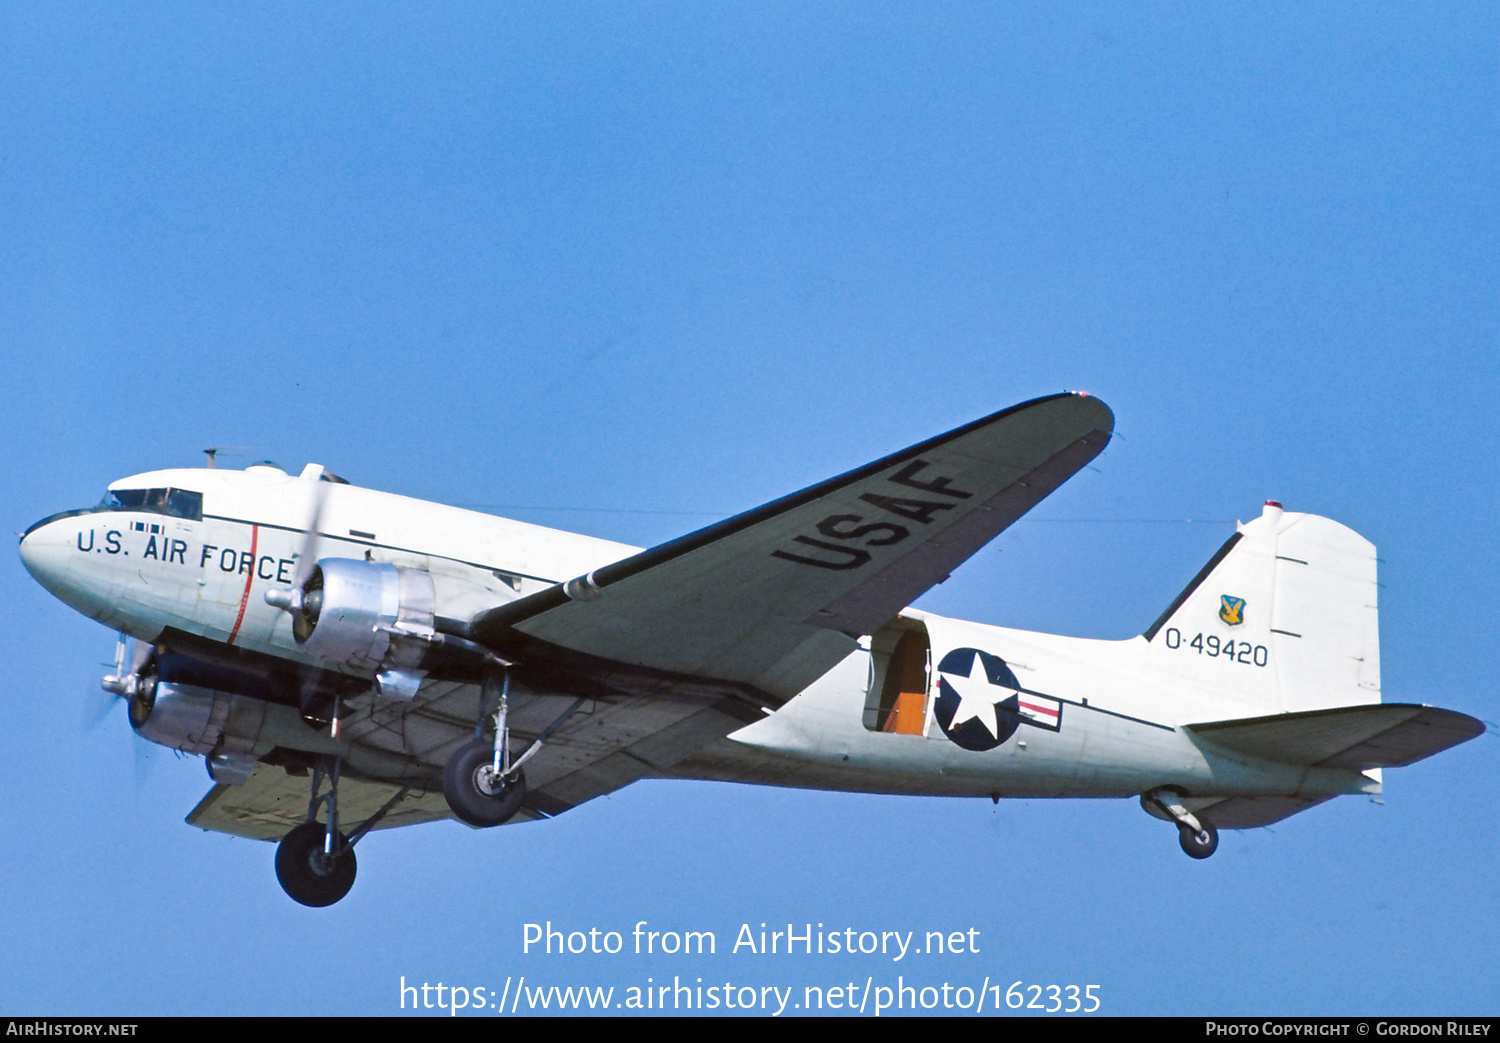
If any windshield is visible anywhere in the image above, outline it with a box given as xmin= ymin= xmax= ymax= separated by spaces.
xmin=98 ymin=487 xmax=203 ymax=521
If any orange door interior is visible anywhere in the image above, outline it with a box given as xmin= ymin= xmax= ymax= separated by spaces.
xmin=878 ymin=629 xmax=930 ymax=735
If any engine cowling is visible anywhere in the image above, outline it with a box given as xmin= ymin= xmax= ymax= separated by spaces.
xmin=266 ymin=558 xmax=435 ymax=700
xmin=122 ymin=665 xmax=267 ymax=784
xmin=104 ymin=643 xmax=260 ymax=778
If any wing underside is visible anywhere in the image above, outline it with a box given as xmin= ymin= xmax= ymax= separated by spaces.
xmin=187 ymin=676 xmax=765 ymax=836
xmin=188 ymin=766 xmax=460 ymax=841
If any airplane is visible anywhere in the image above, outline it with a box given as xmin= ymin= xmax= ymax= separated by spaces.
xmin=18 ymin=392 xmax=1484 ymax=906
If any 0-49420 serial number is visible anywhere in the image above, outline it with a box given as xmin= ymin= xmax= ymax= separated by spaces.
xmin=1162 ymin=628 xmax=1268 ymax=667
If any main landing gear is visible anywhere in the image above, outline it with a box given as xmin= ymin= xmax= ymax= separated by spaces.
xmin=275 ymin=756 xmax=410 ymax=907
xmin=442 ymin=666 xmax=526 ymax=827
xmin=1141 ymin=789 xmax=1220 ymax=861
xmin=444 ymin=739 xmax=527 ymax=827
xmin=276 ymin=820 xmax=356 ymax=908
xmin=441 ymin=667 xmax=585 ymax=828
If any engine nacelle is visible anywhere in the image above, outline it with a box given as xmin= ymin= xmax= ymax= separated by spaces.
xmin=128 ymin=678 xmax=267 ymax=772
xmin=269 ymin=558 xmax=435 ymax=700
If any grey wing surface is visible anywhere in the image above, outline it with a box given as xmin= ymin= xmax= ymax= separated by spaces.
xmin=472 ymin=392 xmax=1115 ymax=706
xmin=186 ymin=677 xmax=746 ymax=829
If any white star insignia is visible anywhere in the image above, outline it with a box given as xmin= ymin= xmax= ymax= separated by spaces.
xmin=941 ymin=656 xmax=1004 ymax=738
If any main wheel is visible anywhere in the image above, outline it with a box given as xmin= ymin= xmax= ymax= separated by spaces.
xmin=275 ymin=822 xmax=357 ymax=907
xmin=443 ymin=739 xmax=527 ymax=827
xmin=1178 ymin=821 xmax=1219 ymax=860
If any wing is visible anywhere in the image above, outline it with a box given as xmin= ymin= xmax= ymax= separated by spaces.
xmin=472 ymin=392 xmax=1114 ymax=705
xmin=187 ymin=674 xmax=765 ymax=831
xmin=187 ymin=764 xmax=463 ymax=841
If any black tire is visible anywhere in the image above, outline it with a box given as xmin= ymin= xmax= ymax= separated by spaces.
xmin=1178 ymin=821 xmax=1219 ymax=860
xmin=443 ymin=739 xmax=527 ymax=827
xmin=275 ymin=822 xmax=357 ymax=907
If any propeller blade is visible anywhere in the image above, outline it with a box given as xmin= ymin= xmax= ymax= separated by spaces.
xmin=84 ymin=634 xmax=157 ymax=793
xmin=101 ymin=634 xmax=152 ymax=695
xmin=132 ymin=730 xmax=155 ymax=791
xmin=289 ymin=465 xmax=330 ymax=592
xmin=126 ymin=635 xmax=151 ymax=674
xmin=100 ymin=632 xmax=127 ymax=695
xmin=81 ymin=679 xmax=120 ymax=732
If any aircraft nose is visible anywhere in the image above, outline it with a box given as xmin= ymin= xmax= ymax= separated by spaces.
xmin=19 ymin=513 xmax=74 ymax=596
xmin=21 ymin=510 xmax=129 ymax=629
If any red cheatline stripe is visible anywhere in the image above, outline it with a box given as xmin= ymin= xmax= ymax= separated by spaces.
xmin=226 ymin=524 xmax=259 ymax=646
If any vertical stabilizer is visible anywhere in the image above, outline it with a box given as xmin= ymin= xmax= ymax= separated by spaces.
xmin=1143 ymin=502 xmax=1380 ymax=714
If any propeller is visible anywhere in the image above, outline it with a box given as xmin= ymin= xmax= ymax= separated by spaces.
xmin=88 ymin=632 xmax=160 ymax=788
xmin=289 ymin=463 xmax=329 ymax=591
xmin=81 ymin=678 xmax=122 ymax=732
xmin=261 ymin=466 xmax=339 ymax=729
xmin=82 ymin=642 xmax=126 ymax=731
xmin=99 ymin=631 xmax=152 ymax=705
xmin=265 ymin=464 xmax=331 ymax=627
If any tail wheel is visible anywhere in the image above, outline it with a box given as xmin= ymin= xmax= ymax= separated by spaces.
xmin=443 ymin=739 xmax=527 ymax=827
xmin=1178 ymin=821 xmax=1219 ymax=860
xmin=275 ymin=822 xmax=357 ymax=907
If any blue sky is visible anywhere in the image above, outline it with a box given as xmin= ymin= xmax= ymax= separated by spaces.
xmin=1 ymin=3 xmax=1495 ymax=1016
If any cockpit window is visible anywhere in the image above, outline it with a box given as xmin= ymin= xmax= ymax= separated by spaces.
xmin=101 ymin=489 xmax=146 ymax=510
xmin=99 ymin=487 xmax=203 ymax=521
xmin=167 ymin=489 xmax=203 ymax=519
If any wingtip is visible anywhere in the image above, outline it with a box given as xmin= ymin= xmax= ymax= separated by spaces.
xmin=1065 ymin=390 xmax=1115 ymax=433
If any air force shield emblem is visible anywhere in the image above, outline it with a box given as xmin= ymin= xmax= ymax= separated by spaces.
xmin=1219 ymin=595 xmax=1246 ymax=626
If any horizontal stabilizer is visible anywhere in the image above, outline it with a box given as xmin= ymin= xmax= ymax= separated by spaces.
xmin=1181 ymin=794 xmax=1332 ymax=830
xmin=1187 ymin=703 xmax=1484 ymax=770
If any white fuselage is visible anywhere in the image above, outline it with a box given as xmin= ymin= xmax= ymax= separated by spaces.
xmin=19 ymin=464 xmax=1376 ymax=805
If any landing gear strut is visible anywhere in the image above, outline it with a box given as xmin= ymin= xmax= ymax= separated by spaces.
xmin=442 ymin=668 xmax=586 ymax=827
xmin=275 ymin=756 xmax=411 ymax=907
xmin=443 ymin=667 xmax=527 ymax=827
xmin=277 ymin=756 xmax=355 ymax=907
